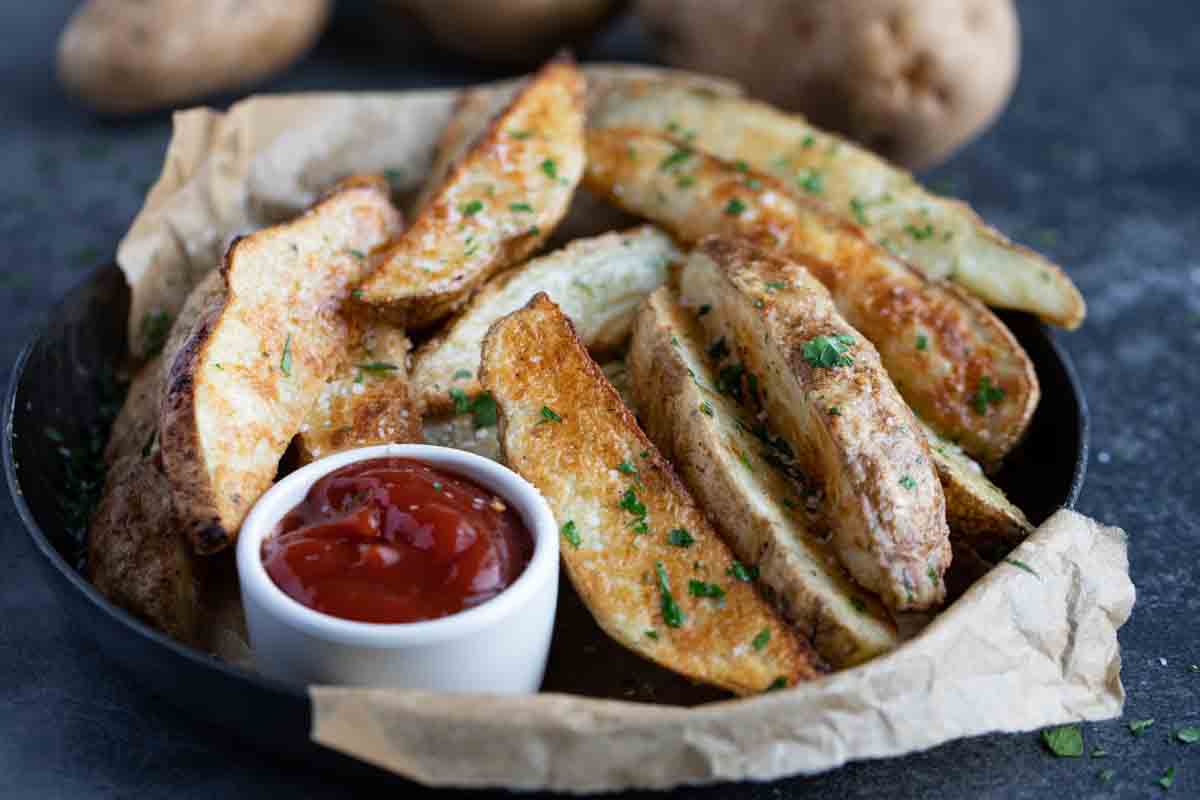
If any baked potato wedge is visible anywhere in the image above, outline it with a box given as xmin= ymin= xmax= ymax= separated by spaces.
xmin=412 ymin=226 xmax=679 ymax=411
xmin=481 ymin=293 xmax=823 ymax=693
xmin=586 ymin=128 xmax=1039 ymax=465
xmin=295 ymin=318 xmax=423 ymax=463
xmin=679 ymin=237 xmax=951 ymax=611
xmin=629 ymin=287 xmax=898 ymax=667
xmin=161 ymin=175 xmax=401 ymax=554
xmin=922 ymin=421 xmax=1033 ymax=555
xmin=591 ymin=84 xmax=1085 ymax=328
xmin=355 ymin=56 xmax=586 ymax=327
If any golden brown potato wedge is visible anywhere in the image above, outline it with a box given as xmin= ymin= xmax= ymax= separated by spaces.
xmin=585 ymin=128 xmax=1039 ymax=465
xmin=412 ymin=226 xmax=679 ymax=412
xmin=294 ymin=318 xmax=423 ymax=463
xmin=922 ymin=421 xmax=1033 ymax=554
xmin=356 ymin=57 xmax=586 ymax=328
xmin=591 ymin=84 xmax=1086 ymax=328
xmin=481 ymin=293 xmax=824 ymax=693
xmin=629 ymin=287 xmax=899 ymax=667
xmin=160 ymin=175 xmax=401 ymax=554
xmin=679 ymin=238 xmax=950 ymax=611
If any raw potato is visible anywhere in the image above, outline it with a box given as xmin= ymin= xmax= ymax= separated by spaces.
xmin=637 ymin=0 xmax=1019 ymax=169
xmin=57 ymin=0 xmax=332 ymax=115
xmin=404 ymin=0 xmax=621 ymax=64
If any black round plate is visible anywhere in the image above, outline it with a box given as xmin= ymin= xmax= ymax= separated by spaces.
xmin=3 ymin=264 xmax=1088 ymax=778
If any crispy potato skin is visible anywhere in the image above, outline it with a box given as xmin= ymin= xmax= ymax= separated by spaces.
xmin=629 ymin=288 xmax=899 ymax=666
xmin=481 ymin=293 xmax=823 ymax=693
xmin=161 ymin=175 xmax=401 ymax=554
xmin=356 ymin=57 xmax=586 ymax=328
xmin=591 ymin=82 xmax=1085 ymax=328
xmin=294 ymin=319 xmax=423 ymax=463
xmin=680 ymin=238 xmax=951 ymax=611
xmin=585 ymin=128 xmax=1039 ymax=464
xmin=412 ymin=226 xmax=678 ymax=412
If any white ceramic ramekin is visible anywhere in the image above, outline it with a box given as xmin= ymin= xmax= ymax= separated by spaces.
xmin=236 ymin=443 xmax=559 ymax=693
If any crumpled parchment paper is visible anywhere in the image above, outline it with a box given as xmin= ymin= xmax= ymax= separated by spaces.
xmin=116 ymin=65 xmax=1134 ymax=793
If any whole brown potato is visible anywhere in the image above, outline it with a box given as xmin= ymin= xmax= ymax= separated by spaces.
xmin=402 ymin=0 xmax=623 ymax=63
xmin=638 ymin=0 xmax=1019 ymax=169
xmin=58 ymin=0 xmax=332 ymax=115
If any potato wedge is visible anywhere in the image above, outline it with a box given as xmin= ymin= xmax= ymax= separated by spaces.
xmin=629 ymin=287 xmax=898 ymax=667
xmin=586 ymin=128 xmax=1039 ymax=465
xmin=295 ymin=319 xmax=423 ymax=463
xmin=412 ymin=226 xmax=679 ymax=411
xmin=679 ymin=238 xmax=950 ymax=611
xmin=161 ymin=175 xmax=401 ymax=553
xmin=356 ymin=57 xmax=586 ymax=327
xmin=591 ymin=84 xmax=1085 ymax=328
xmin=922 ymin=421 xmax=1033 ymax=554
xmin=481 ymin=293 xmax=823 ymax=693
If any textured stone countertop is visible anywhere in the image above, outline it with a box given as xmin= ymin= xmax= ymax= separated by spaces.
xmin=1 ymin=1 xmax=1196 ymax=797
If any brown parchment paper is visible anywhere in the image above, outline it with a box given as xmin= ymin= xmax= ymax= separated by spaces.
xmin=116 ymin=66 xmax=1134 ymax=792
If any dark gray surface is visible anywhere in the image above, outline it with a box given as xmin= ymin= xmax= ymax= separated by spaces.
xmin=1 ymin=1 xmax=1196 ymax=798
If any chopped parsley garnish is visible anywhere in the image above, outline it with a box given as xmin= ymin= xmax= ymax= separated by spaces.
xmin=1004 ymin=558 xmax=1039 ymax=577
xmin=351 ymin=288 xmax=364 ymax=300
xmin=659 ymin=148 xmax=692 ymax=171
xmin=140 ymin=311 xmax=171 ymax=358
xmin=972 ymin=377 xmax=1005 ymax=414
xmin=279 ymin=334 xmax=293 ymax=376
xmin=1092 ymin=747 xmax=1108 ymax=758
xmin=618 ymin=487 xmax=647 ymax=517
xmin=453 ymin=369 xmax=473 ymax=380
xmin=668 ymin=528 xmax=695 ymax=547
xmin=707 ymin=336 xmax=730 ymax=360
xmin=727 ymin=561 xmax=758 ymax=582
xmin=752 ymin=628 xmax=770 ymax=651
xmin=1041 ymin=724 xmax=1084 ymax=757
xmin=904 ymin=223 xmax=934 ymax=240
xmin=767 ymin=677 xmax=788 ymax=691
xmin=461 ymin=199 xmax=484 ymax=216
xmin=357 ymin=361 xmax=399 ymax=373
xmin=1158 ymin=767 xmax=1175 ymax=790
xmin=724 ymin=197 xmax=747 ymax=216
xmin=766 ymin=280 xmax=788 ymax=291
xmin=509 ymin=202 xmax=533 ymax=212
xmin=828 ymin=406 xmax=841 ymax=416
xmin=631 ymin=520 xmax=650 ymax=535
xmin=677 ymin=175 xmax=696 ymax=188
xmin=539 ymin=405 xmax=563 ymax=423
xmin=1129 ymin=718 xmax=1155 ymax=736
xmin=671 ymin=336 xmax=680 ymax=347
xmin=540 ymin=159 xmax=558 ymax=180
xmin=916 ymin=334 xmax=929 ymax=351
xmin=655 ymin=561 xmax=685 ymax=628
xmin=802 ymin=334 xmax=855 ymax=368
xmin=801 ymin=134 xmax=816 ymax=148
xmin=349 ymin=249 xmax=366 ymax=260
xmin=699 ymin=400 xmax=714 ymax=417
xmin=849 ymin=196 xmax=869 ymax=225
xmin=688 ymin=579 xmax=725 ymax=600
xmin=1176 ymin=727 xmax=1200 ymax=744
xmin=449 ymin=387 xmax=473 ymax=415
xmin=509 ymin=129 xmax=532 ymax=139
xmin=697 ymin=304 xmax=711 ymax=316
xmin=797 ymin=169 xmax=824 ymax=194
xmin=432 ymin=482 xmax=443 ymax=492
xmin=645 ymin=629 xmax=659 ymax=640
xmin=561 ymin=520 xmax=581 ymax=548
xmin=1098 ymin=768 xmax=1115 ymax=783
xmin=448 ymin=388 xmax=497 ymax=428
xmin=900 ymin=475 xmax=917 ymax=490
xmin=617 ymin=461 xmax=637 ymax=475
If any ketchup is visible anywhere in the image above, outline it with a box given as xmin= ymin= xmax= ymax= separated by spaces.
xmin=262 ymin=458 xmax=533 ymax=624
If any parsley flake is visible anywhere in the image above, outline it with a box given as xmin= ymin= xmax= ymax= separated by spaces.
xmin=618 ymin=487 xmax=647 ymax=518
xmin=645 ymin=629 xmax=659 ymax=640
xmin=972 ymin=377 xmax=1005 ymax=414
xmin=727 ymin=561 xmax=758 ymax=582
xmin=617 ymin=461 xmax=637 ymax=475
xmin=766 ymin=280 xmax=788 ymax=291
xmin=904 ymin=223 xmax=935 ymax=240
xmin=668 ymin=528 xmax=695 ymax=547
xmin=797 ymin=169 xmax=824 ymax=194
xmin=688 ymin=579 xmax=725 ymax=600
xmin=453 ymin=369 xmax=473 ymax=380
xmin=916 ymin=334 xmax=929 ymax=351
xmin=802 ymin=334 xmax=855 ymax=368
xmin=900 ymin=475 xmax=917 ymax=490
xmin=1158 ymin=766 xmax=1175 ymax=790
xmin=1129 ymin=718 xmax=1155 ymax=736
xmin=539 ymin=405 xmax=563 ymax=424
xmin=472 ymin=393 xmax=498 ymax=428
xmin=561 ymin=520 xmax=581 ymax=548
xmin=699 ymin=400 xmax=714 ymax=417
xmin=697 ymin=304 xmax=712 ymax=316
xmin=752 ymin=628 xmax=771 ymax=651
xmin=540 ymin=159 xmax=558 ymax=180
xmin=1042 ymin=724 xmax=1084 ymax=757
xmin=724 ymin=198 xmax=747 ymax=216
xmin=509 ymin=130 xmax=533 ymax=139
xmin=357 ymin=361 xmax=399 ymax=373
xmin=461 ymin=199 xmax=484 ymax=216
xmin=1098 ymin=768 xmax=1116 ymax=783
xmin=280 ymin=334 xmax=293 ymax=377
xmin=655 ymin=562 xmax=685 ymax=628
xmin=658 ymin=148 xmax=692 ymax=171
xmin=1177 ymin=727 xmax=1200 ymax=744
xmin=509 ymin=202 xmax=533 ymax=213
xmin=767 ymin=677 xmax=789 ymax=691
xmin=1004 ymin=558 xmax=1039 ymax=577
